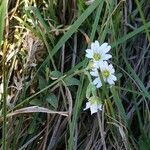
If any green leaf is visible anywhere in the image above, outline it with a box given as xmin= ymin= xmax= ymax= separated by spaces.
xmin=38 ymin=75 xmax=47 ymax=90
xmin=29 ymin=99 xmax=43 ymax=107
xmin=50 ymin=70 xmax=63 ymax=79
xmin=46 ymin=93 xmax=58 ymax=109
xmin=116 ymin=73 xmax=122 ymax=80
xmin=64 ymin=77 xmax=80 ymax=86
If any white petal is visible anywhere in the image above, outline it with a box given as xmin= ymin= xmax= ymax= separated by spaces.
xmin=93 ymin=78 xmax=102 ymax=88
xmin=103 ymin=61 xmax=108 ymax=66
xmin=107 ymin=78 xmax=115 ymax=85
xmin=100 ymin=61 xmax=108 ymax=71
xmin=90 ymin=104 xmax=98 ymax=114
xmin=100 ymin=43 xmax=108 ymax=49
xmin=86 ymin=49 xmax=92 ymax=54
xmin=96 ymin=81 xmax=102 ymax=88
xmin=93 ymin=78 xmax=100 ymax=85
xmin=85 ymin=49 xmax=93 ymax=58
xmin=104 ymin=45 xmax=111 ymax=53
xmin=108 ymin=64 xmax=115 ymax=73
xmin=103 ymin=54 xmax=112 ymax=60
xmin=111 ymin=75 xmax=117 ymax=81
xmin=94 ymin=41 xmax=100 ymax=47
xmin=86 ymin=53 xmax=93 ymax=58
xmin=99 ymin=43 xmax=111 ymax=56
xmin=97 ymin=104 xmax=102 ymax=111
xmin=91 ymin=41 xmax=100 ymax=50
xmin=90 ymin=70 xmax=98 ymax=77
xmin=93 ymin=61 xmax=103 ymax=68
xmin=83 ymin=102 xmax=91 ymax=110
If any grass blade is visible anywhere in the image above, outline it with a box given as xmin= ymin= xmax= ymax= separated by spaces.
xmin=0 ymin=0 xmax=8 ymax=149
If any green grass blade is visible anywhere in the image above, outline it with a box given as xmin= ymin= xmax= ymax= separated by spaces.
xmin=51 ymin=0 xmax=102 ymax=56
xmin=90 ymin=1 xmax=104 ymax=41
xmin=0 ymin=1 xmax=8 ymax=149
xmin=33 ymin=0 xmax=102 ymax=75
xmin=68 ymin=76 xmax=87 ymax=150
xmin=111 ymin=87 xmax=128 ymax=126
xmin=112 ymin=21 xmax=150 ymax=48
xmin=134 ymin=0 xmax=150 ymax=42
xmin=0 ymin=0 xmax=7 ymax=49
xmin=123 ymin=55 xmax=150 ymax=100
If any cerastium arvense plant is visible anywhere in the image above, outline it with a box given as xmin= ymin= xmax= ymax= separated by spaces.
xmin=84 ymin=40 xmax=117 ymax=114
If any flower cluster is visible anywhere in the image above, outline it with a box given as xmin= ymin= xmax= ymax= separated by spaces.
xmin=84 ymin=40 xmax=117 ymax=114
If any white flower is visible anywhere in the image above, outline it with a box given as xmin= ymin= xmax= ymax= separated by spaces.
xmin=84 ymin=96 xmax=102 ymax=115
xmin=90 ymin=61 xmax=117 ymax=88
xmin=85 ymin=41 xmax=112 ymax=65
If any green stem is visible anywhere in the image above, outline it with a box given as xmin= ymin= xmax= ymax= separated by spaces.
xmin=2 ymin=41 xmax=7 ymax=150
xmin=1 ymin=1 xmax=8 ymax=149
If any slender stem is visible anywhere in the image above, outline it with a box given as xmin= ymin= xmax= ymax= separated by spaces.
xmin=2 ymin=40 xmax=7 ymax=150
xmin=97 ymin=111 xmax=107 ymax=150
xmin=1 ymin=1 xmax=8 ymax=149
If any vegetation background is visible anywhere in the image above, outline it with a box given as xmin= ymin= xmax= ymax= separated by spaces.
xmin=0 ymin=0 xmax=150 ymax=149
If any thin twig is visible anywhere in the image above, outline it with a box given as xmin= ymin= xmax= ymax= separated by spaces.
xmin=97 ymin=110 xmax=107 ymax=150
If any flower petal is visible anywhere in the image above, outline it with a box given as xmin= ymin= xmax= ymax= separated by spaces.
xmin=96 ymin=81 xmax=102 ymax=88
xmin=93 ymin=61 xmax=104 ymax=68
xmin=99 ymin=43 xmax=108 ymax=53
xmin=86 ymin=49 xmax=92 ymax=54
xmin=98 ymin=43 xmax=111 ymax=56
xmin=85 ymin=49 xmax=93 ymax=58
xmin=90 ymin=104 xmax=98 ymax=114
xmin=108 ymin=64 xmax=115 ymax=73
xmin=94 ymin=40 xmax=100 ymax=47
xmin=93 ymin=78 xmax=100 ymax=85
xmin=97 ymin=104 xmax=102 ymax=111
xmin=111 ymin=75 xmax=117 ymax=81
xmin=107 ymin=78 xmax=115 ymax=85
xmin=86 ymin=53 xmax=93 ymax=58
xmin=100 ymin=42 xmax=108 ymax=49
xmin=83 ymin=102 xmax=91 ymax=110
xmin=103 ymin=54 xmax=112 ymax=60
xmin=91 ymin=41 xmax=100 ymax=50
xmin=104 ymin=45 xmax=111 ymax=53
xmin=90 ymin=70 xmax=99 ymax=77
xmin=100 ymin=61 xmax=108 ymax=71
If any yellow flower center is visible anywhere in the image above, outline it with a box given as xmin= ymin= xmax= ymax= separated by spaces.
xmin=93 ymin=53 xmax=101 ymax=61
xmin=102 ymin=70 xmax=110 ymax=78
